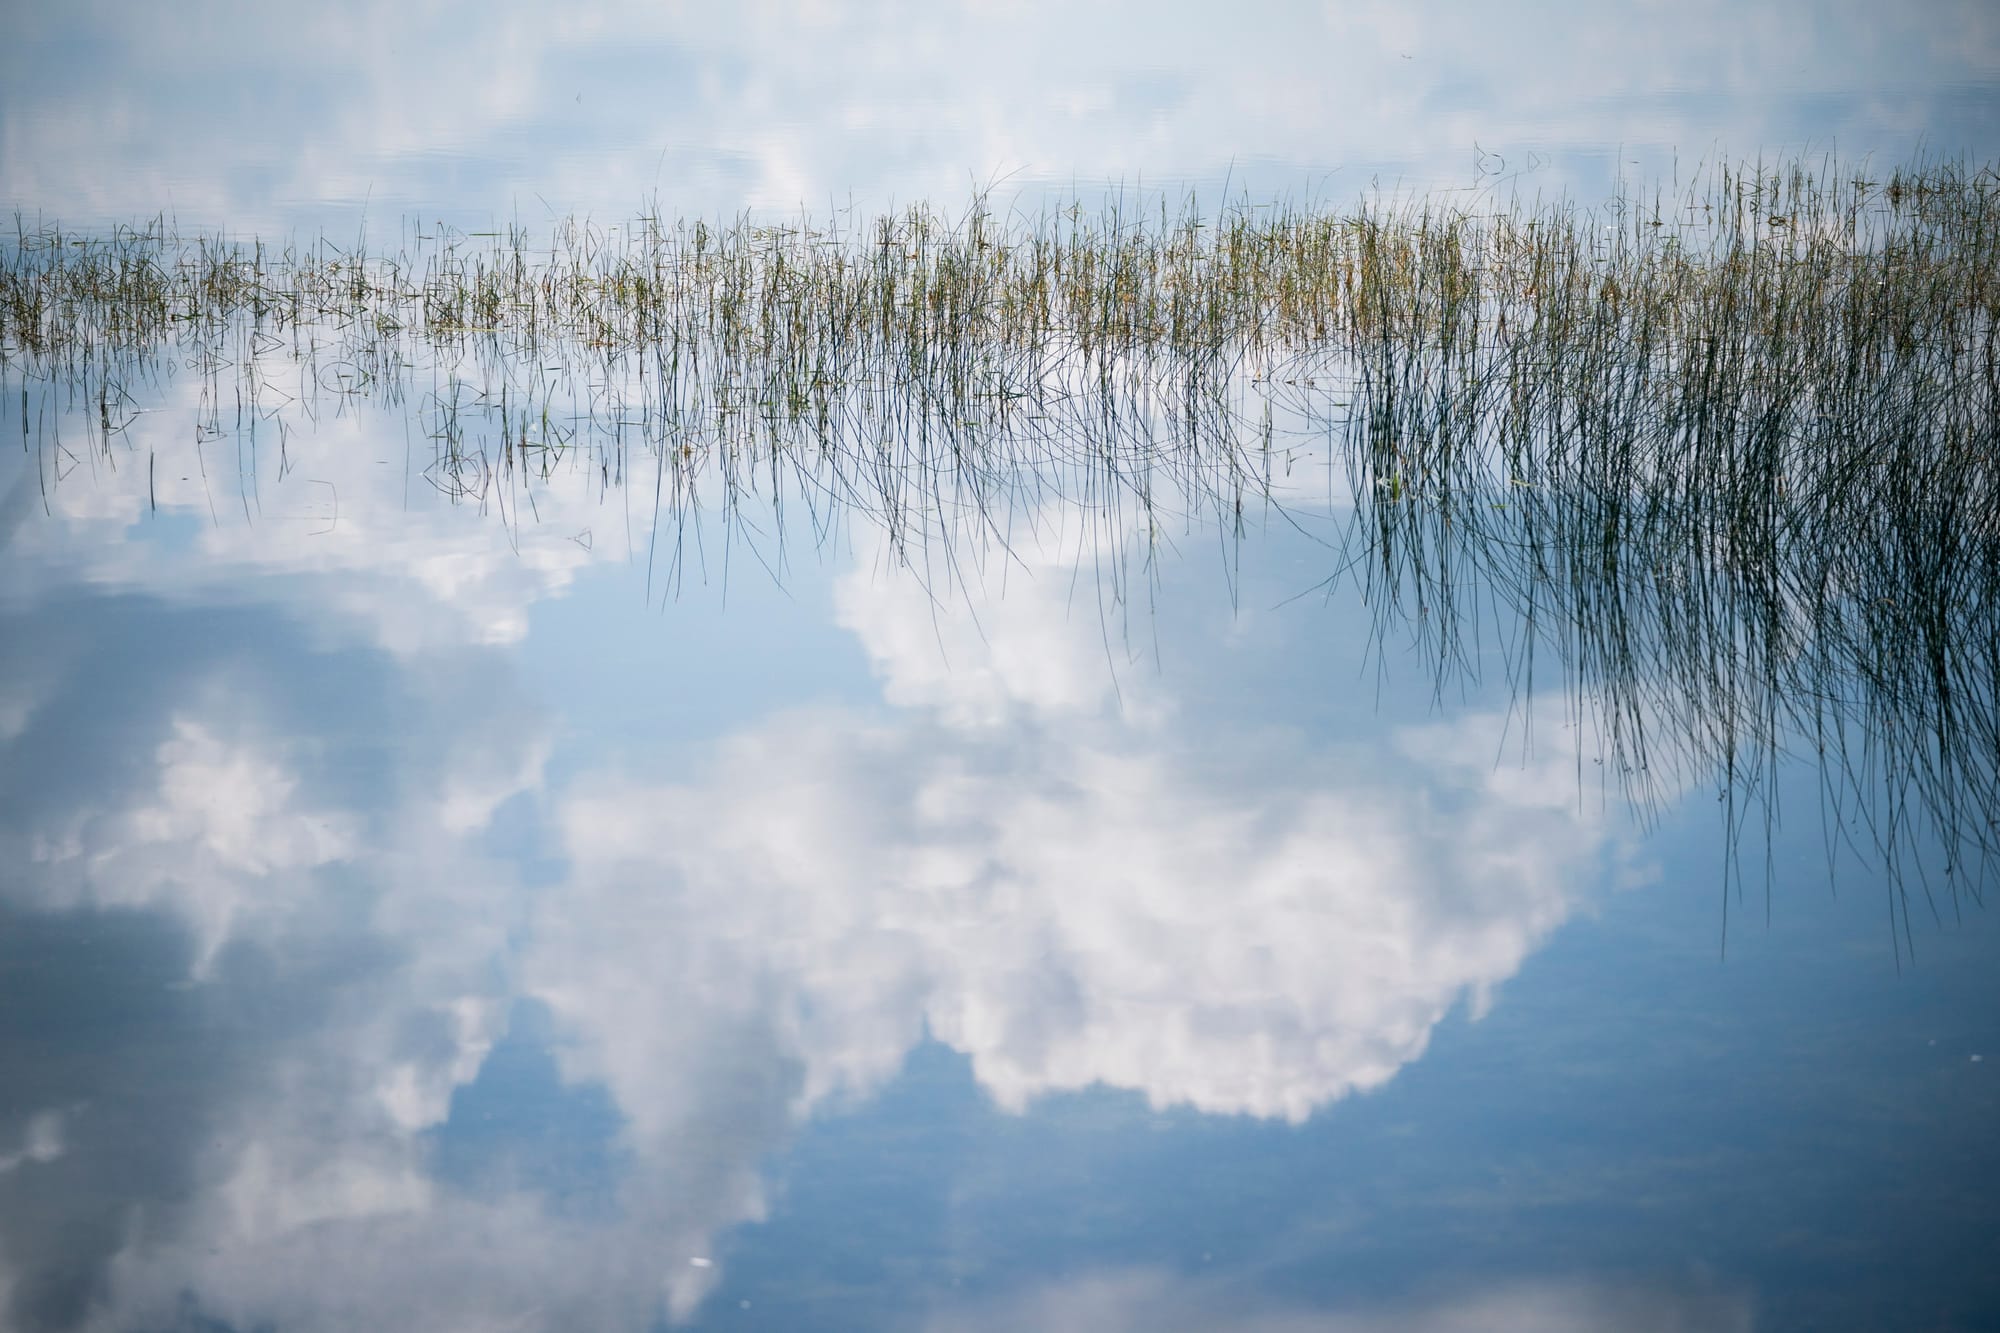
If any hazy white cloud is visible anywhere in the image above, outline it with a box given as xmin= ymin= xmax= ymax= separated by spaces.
xmin=3 ymin=382 xmax=610 ymax=658
xmin=0 ymin=1113 xmax=67 ymax=1175
xmin=17 ymin=715 xmax=357 ymax=972
xmin=4 ymin=0 xmax=1994 ymax=229
xmin=534 ymin=695 xmax=1609 ymax=1129
xmin=455 ymin=494 xmax=1634 ymax=1319
xmin=924 ymin=1268 xmax=1755 ymax=1333
xmin=835 ymin=507 xmax=1172 ymax=729
xmin=0 ymin=564 xmax=567 ymax=1330
xmin=97 ymin=1190 xmax=721 ymax=1333
xmin=0 ymin=438 xmax=1648 ymax=1333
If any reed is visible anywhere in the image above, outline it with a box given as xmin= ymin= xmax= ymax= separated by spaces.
xmin=4 ymin=156 xmax=1994 ymax=937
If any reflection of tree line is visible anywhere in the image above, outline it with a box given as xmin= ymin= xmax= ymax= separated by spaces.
xmin=6 ymin=158 xmax=1994 ymax=939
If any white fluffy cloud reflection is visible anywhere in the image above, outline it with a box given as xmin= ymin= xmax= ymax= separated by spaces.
xmin=1 ymin=476 xmax=1644 ymax=1330
xmin=533 ymin=522 xmax=1625 ymax=1127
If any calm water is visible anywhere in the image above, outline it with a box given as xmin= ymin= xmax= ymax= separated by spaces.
xmin=3 ymin=5 xmax=1999 ymax=1332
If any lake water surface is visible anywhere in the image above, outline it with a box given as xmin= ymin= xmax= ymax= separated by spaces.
xmin=3 ymin=5 xmax=1999 ymax=1331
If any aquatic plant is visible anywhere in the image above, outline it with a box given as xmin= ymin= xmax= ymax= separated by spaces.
xmin=3 ymin=156 xmax=1994 ymax=941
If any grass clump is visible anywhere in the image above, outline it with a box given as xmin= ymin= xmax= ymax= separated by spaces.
xmin=3 ymin=156 xmax=1995 ymax=936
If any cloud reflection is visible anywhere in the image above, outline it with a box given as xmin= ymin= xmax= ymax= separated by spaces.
xmin=925 ymin=1269 xmax=1754 ymax=1333
xmin=1 ymin=383 xmax=606 ymax=657
xmin=0 ymin=479 xmax=1634 ymax=1329
xmin=0 ymin=590 xmax=548 ymax=1331
xmin=535 ymin=518 xmax=1620 ymax=1136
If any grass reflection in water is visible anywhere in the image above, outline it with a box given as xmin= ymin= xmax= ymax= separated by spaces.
xmin=5 ymin=155 xmax=1994 ymax=950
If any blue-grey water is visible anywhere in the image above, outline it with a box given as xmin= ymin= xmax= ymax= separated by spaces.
xmin=3 ymin=4 xmax=1999 ymax=1331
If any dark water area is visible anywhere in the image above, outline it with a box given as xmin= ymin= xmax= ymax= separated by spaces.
xmin=3 ymin=4 xmax=1999 ymax=1331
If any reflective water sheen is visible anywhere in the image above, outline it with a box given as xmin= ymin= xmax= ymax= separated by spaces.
xmin=4 ymin=5 xmax=1999 ymax=1332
